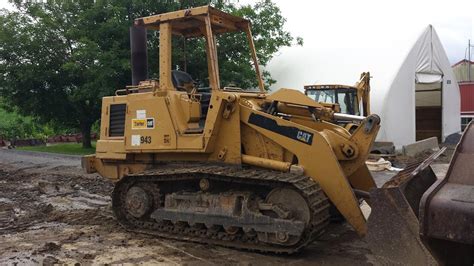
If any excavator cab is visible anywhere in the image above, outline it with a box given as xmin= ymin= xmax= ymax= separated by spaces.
xmin=305 ymin=85 xmax=360 ymax=115
xmin=305 ymin=72 xmax=371 ymax=117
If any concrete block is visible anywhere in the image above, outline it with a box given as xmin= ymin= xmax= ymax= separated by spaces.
xmin=402 ymin=137 xmax=439 ymax=157
xmin=371 ymin=141 xmax=395 ymax=154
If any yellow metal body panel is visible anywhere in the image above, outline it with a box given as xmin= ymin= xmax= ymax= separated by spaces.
xmin=96 ymin=140 xmax=126 ymax=160
xmin=124 ymin=93 xmax=177 ymax=151
xmin=168 ymin=92 xmax=202 ymax=134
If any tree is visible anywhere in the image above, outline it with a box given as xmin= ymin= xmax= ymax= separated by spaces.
xmin=0 ymin=0 xmax=300 ymax=148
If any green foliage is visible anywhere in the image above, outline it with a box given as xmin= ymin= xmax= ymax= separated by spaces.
xmin=0 ymin=0 xmax=300 ymax=147
xmin=166 ymin=0 xmax=299 ymax=89
xmin=17 ymin=142 xmax=96 ymax=155
xmin=0 ymin=105 xmax=55 ymax=139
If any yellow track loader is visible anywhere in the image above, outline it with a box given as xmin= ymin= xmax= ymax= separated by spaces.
xmin=82 ymin=6 xmax=473 ymax=262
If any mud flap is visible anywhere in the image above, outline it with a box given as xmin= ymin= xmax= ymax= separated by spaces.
xmin=82 ymin=154 xmax=97 ymax=174
xmin=366 ymin=148 xmax=445 ymax=265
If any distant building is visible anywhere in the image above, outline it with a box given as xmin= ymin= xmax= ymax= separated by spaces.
xmin=452 ymin=60 xmax=474 ymax=130
xmin=372 ymin=25 xmax=460 ymax=146
xmin=452 ymin=59 xmax=474 ymax=82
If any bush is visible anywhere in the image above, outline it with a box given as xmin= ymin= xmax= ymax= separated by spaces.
xmin=0 ymin=107 xmax=55 ymax=140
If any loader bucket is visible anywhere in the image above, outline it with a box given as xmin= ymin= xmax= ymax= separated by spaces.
xmin=366 ymin=149 xmax=444 ymax=265
xmin=367 ymin=121 xmax=474 ymax=265
xmin=419 ymin=122 xmax=474 ymax=265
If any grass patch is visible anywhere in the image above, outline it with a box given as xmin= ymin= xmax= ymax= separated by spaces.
xmin=18 ymin=142 xmax=96 ymax=156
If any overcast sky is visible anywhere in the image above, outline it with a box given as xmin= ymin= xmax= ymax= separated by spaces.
xmin=0 ymin=1 xmax=11 ymax=10
xmin=261 ymin=0 xmax=473 ymax=64
xmin=2 ymin=0 xmax=472 ymax=62
xmin=237 ymin=0 xmax=474 ymax=93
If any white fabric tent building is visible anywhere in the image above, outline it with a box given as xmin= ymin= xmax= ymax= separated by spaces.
xmin=267 ymin=25 xmax=461 ymax=148
xmin=378 ymin=25 xmax=460 ymax=147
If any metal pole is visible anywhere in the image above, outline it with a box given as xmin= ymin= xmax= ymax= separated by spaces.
xmin=333 ymin=113 xmax=366 ymax=122
xmin=469 ymin=39 xmax=471 ymax=82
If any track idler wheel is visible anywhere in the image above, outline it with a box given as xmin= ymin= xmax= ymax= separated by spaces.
xmin=125 ymin=186 xmax=152 ymax=218
xmin=261 ymin=187 xmax=311 ymax=245
xmin=266 ymin=187 xmax=311 ymax=224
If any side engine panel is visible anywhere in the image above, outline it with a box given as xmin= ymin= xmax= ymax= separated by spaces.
xmin=124 ymin=93 xmax=177 ymax=151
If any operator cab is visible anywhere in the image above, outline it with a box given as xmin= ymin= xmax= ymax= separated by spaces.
xmin=124 ymin=6 xmax=264 ymax=134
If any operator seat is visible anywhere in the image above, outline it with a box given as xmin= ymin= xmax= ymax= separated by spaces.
xmin=171 ymin=70 xmax=211 ymax=125
xmin=171 ymin=70 xmax=194 ymax=92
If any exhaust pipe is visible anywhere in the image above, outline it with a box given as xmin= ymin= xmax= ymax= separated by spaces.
xmin=130 ymin=26 xmax=148 ymax=86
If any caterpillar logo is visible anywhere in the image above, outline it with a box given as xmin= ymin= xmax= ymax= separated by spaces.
xmin=296 ymin=130 xmax=312 ymax=144
xmin=132 ymin=118 xmax=155 ymax=129
xmin=146 ymin=118 xmax=154 ymax=128
xmin=248 ymin=113 xmax=314 ymax=145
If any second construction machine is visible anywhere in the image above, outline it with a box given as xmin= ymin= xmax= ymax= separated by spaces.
xmin=82 ymin=6 xmax=380 ymax=253
xmin=304 ymin=72 xmax=371 ymax=117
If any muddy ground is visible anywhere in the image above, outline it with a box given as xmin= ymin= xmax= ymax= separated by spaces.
xmin=0 ymin=149 xmax=448 ymax=265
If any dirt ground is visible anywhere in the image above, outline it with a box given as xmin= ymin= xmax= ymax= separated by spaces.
xmin=0 ymin=149 xmax=449 ymax=265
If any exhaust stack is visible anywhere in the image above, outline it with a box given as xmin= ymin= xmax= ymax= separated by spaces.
xmin=130 ymin=26 xmax=148 ymax=85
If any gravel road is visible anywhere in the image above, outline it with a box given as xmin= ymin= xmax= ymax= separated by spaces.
xmin=0 ymin=149 xmax=448 ymax=265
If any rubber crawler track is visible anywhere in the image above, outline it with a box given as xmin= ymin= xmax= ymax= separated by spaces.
xmin=112 ymin=163 xmax=330 ymax=254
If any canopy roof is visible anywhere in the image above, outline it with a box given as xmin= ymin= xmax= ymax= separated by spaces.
xmin=304 ymin=84 xmax=357 ymax=91
xmin=134 ymin=5 xmax=249 ymax=37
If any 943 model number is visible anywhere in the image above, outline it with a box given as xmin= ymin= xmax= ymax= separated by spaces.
xmin=140 ymin=136 xmax=151 ymax=144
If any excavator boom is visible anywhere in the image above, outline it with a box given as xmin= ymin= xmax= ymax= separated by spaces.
xmin=355 ymin=72 xmax=371 ymax=116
